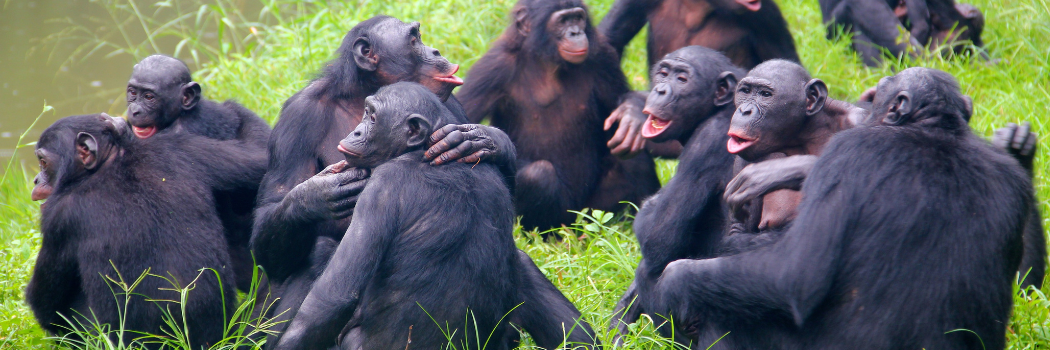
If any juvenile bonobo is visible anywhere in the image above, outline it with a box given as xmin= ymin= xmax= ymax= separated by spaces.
xmin=651 ymin=67 xmax=1032 ymax=349
xmin=599 ymin=0 xmax=799 ymax=69
xmin=724 ymin=59 xmax=866 ymax=232
xmin=28 ymin=113 xmax=263 ymax=348
xmin=126 ymin=54 xmax=271 ymax=292
xmin=250 ymin=16 xmax=518 ymax=337
xmin=272 ymin=83 xmax=599 ymax=350
xmin=608 ymin=46 xmax=745 ymax=345
xmin=458 ymin=0 xmax=660 ymax=232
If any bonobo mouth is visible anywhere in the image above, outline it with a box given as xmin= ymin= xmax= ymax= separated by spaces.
xmin=559 ymin=47 xmax=589 ymax=63
xmin=738 ymin=0 xmax=762 ymax=11
xmin=132 ymin=125 xmax=157 ymax=139
xmin=640 ymin=110 xmax=672 ymax=139
xmin=337 ymin=142 xmax=362 ymax=158
xmin=31 ymin=183 xmax=52 ymax=201
xmin=433 ymin=64 xmax=464 ymax=86
xmin=726 ymin=131 xmax=757 ymax=154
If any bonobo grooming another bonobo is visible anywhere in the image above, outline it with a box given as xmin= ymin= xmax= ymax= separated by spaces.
xmin=599 ymin=0 xmax=799 ymax=69
xmin=125 ymin=54 xmax=271 ymax=292
xmin=820 ymin=0 xmax=987 ymax=66
xmin=250 ymin=15 xmax=518 ymax=340
xmin=27 ymin=113 xmax=265 ymax=348
xmin=650 ymin=67 xmax=1033 ymax=349
xmin=272 ymin=83 xmax=599 ymax=350
xmin=458 ymin=0 xmax=660 ymax=232
xmin=609 ymin=46 xmax=745 ymax=345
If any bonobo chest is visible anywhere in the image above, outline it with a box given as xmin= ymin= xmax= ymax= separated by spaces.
xmin=501 ymin=68 xmax=600 ymax=137
xmin=318 ymin=97 xmax=365 ymax=167
xmin=648 ymin=0 xmax=749 ymax=63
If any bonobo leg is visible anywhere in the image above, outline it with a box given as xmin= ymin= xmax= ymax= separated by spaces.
xmin=510 ymin=250 xmax=601 ymax=349
xmin=515 ymin=160 xmax=574 ymax=231
xmin=264 ymin=237 xmax=338 ymax=349
xmin=586 ymin=154 xmax=660 ymax=213
xmin=1020 ymin=205 xmax=1046 ymax=289
xmin=609 ymin=281 xmax=643 ymax=347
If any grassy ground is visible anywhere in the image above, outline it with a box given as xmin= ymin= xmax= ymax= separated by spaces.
xmin=1 ymin=0 xmax=1048 ymax=348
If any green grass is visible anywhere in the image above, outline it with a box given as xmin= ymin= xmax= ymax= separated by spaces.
xmin=1 ymin=0 xmax=1048 ymax=348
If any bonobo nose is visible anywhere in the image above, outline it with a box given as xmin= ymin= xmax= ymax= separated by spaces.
xmin=431 ymin=48 xmax=441 ymax=57
xmin=353 ymin=131 xmax=362 ymax=137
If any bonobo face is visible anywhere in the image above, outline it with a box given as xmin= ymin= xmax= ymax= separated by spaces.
xmin=547 ymin=7 xmax=590 ymax=64
xmin=126 ymin=55 xmax=200 ymax=139
xmin=931 ymin=3 xmax=985 ymax=54
xmin=360 ymin=18 xmax=463 ymax=100
xmin=641 ymin=48 xmax=738 ymax=143
xmin=728 ymin=61 xmax=825 ymax=162
xmin=33 ymin=113 xmax=129 ymax=201
xmin=338 ymin=93 xmax=433 ymax=169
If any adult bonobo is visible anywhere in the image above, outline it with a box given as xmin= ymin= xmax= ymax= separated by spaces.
xmin=608 ymin=46 xmax=745 ymax=345
xmin=599 ymin=0 xmax=799 ymax=69
xmin=272 ymin=83 xmax=599 ymax=350
xmin=28 ymin=113 xmax=264 ymax=348
xmin=723 ymin=60 xmax=866 ymax=233
xmin=251 ymin=15 xmax=518 ymax=339
xmin=125 ymin=54 xmax=271 ymax=292
xmin=821 ymin=0 xmax=986 ymax=66
xmin=650 ymin=68 xmax=1032 ymax=349
xmin=458 ymin=0 xmax=660 ymax=232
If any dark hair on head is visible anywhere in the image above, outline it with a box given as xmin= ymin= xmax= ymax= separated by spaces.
xmin=373 ymin=82 xmax=456 ymax=129
xmin=503 ymin=0 xmax=596 ymax=61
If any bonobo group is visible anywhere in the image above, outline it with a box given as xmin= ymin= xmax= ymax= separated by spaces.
xmin=24 ymin=0 xmax=1041 ymax=348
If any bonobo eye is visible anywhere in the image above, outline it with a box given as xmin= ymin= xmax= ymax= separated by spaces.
xmin=759 ymin=90 xmax=772 ymax=97
xmin=144 ymin=92 xmax=155 ymax=101
xmin=677 ymin=75 xmax=688 ymax=83
xmin=740 ymin=86 xmax=751 ymax=94
xmin=38 ymin=158 xmax=46 ymax=169
xmin=657 ymin=68 xmax=669 ymax=78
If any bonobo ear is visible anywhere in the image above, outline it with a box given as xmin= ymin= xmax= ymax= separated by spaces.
xmin=514 ymin=7 xmax=530 ymax=37
xmin=884 ymin=91 xmax=912 ymax=125
xmin=804 ymin=79 xmax=828 ymax=116
xmin=181 ymin=82 xmax=201 ymax=110
xmin=353 ymin=37 xmax=379 ymax=72
xmin=961 ymin=95 xmax=973 ymax=122
xmin=76 ymin=132 xmax=99 ymax=170
xmin=406 ymin=114 xmax=432 ymax=148
xmin=714 ymin=71 xmax=738 ymax=107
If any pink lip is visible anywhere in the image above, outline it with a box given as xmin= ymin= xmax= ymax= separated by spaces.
xmin=433 ymin=64 xmax=464 ymax=86
xmin=337 ymin=143 xmax=361 ymax=157
xmin=740 ymin=0 xmax=761 ymax=11
xmin=726 ymin=132 xmax=756 ymax=154
xmin=641 ymin=111 xmax=672 ymax=139
xmin=132 ymin=125 xmax=156 ymax=139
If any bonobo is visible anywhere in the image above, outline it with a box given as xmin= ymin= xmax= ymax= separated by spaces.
xmin=599 ymin=0 xmax=799 ymax=69
xmin=250 ymin=16 xmax=518 ymax=338
xmin=608 ymin=46 xmax=745 ymax=346
xmin=458 ymin=0 xmax=660 ymax=232
xmin=651 ymin=67 xmax=1032 ymax=349
xmin=27 ymin=113 xmax=264 ymax=348
xmin=272 ymin=83 xmax=599 ymax=350
xmin=724 ymin=59 xmax=866 ymax=233
xmin=820 ymin=0 xmax=987 ymax=66
xmin=126 ymin=54 xmax=270 ymax=292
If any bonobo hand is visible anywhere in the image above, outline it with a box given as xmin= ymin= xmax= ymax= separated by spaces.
xmin=993 ymin=122 xmax=1038 ymax=173
xmin=286 ymin=161 xmax=370 ymax=220
xmin=604 ymin=93 xmax=648 ymax=158
xmin=425 ymin=124 xmax=499 ymax=165
xmin=724 ymin=155 xmax=818 ymax=213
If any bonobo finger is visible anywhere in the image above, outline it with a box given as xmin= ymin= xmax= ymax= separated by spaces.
xmin=607 ymin=118 xmax=631 ymax=151
xmin=1022 ymin=132 xmax=1038 ymax=157
xmin=333 ymin=168 xmax=370 ymax=185
xmin=331 ymin=206 xmax=355 ymax=220
xmin=1015 ymin=122 xmax=1032 ymax=152
xmin=331 ymin=194 xmax=359 ymax=212
xmin=426 ymin=130 xmax=466 ymax=162
xmin=993 ymin=123 xmax=1017 ymax=150
xmin=319 ymin=160 xmax=349 ymax=176
xmin=428 ymin=124 xmax=462 ymax=147
xmin=604 ymin=108 xmax=623 ymax=131
xmin=438 ymin=140 xmax=485 ymax=165
xmin=458 ymin=149 xmax=493 ymax=165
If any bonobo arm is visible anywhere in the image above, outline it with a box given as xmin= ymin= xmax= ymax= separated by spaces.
xmin=457 ymin=51 xmax=513 ymax=124
xmin=226 ymin=100 xmax=272 ymax=149
xmin=652 ymin=152 xmax=852 ymax=331
xmin=993 ymin=122 xmax=1045 ymax=289
xmin=177 ymin=134 xmax=269 ymax=192
xmin=425 ymin=124 xmax=519 ymax=190
xmin=272 ymin=173 xmax=399 ymax=350
xmin=724 ymin=155 xmax=818 ymax=213
xmin=598 ymin=0 xmax=661 ymax=57
xmin=513 ymin=250 xmax=602 ymax=349
xmin=250 ymin=97 xmax=367 ymax=282
xmin=26 ymin=212 xmax=80 ymax=335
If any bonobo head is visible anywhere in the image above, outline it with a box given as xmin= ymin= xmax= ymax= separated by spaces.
xmin=641 ymin=46 xmax=742 ymax=143
xmin=338 ymin=82 xmax=455 ymax=168
xmin=870 ymin=67 xmax=970 ymax=131
xmin=507 ymin=0 xmax=596 ymax=64
xmin=931 ymin=3 xmax=985 ymax=54
xmin=126 ymin=55 xmax=199 ymax=139
xmin=728 ymin=60 xmax=828 ymax=162
xmin=332 ymin=16 xmax=463 ymax=100
xmin=32 ymin=113 xmax=131 ymax=201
